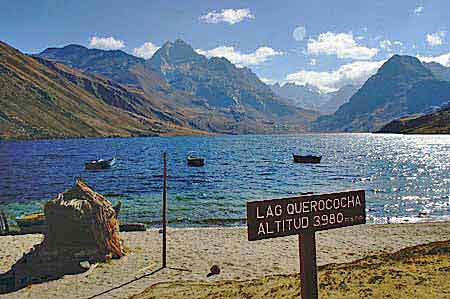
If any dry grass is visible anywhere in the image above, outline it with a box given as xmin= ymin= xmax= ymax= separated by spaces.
xmin=131 ymin=240 xmax=450 ymax=299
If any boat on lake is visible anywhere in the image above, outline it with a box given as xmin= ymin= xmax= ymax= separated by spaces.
xmin=16 ymin=212 xmax=46 ymax=234
xmin=85 ymin=157 xmax=115 ymax=170
xmin=293 ymin=154 xmax=322 ymax=164
xmin=187 ymin=154 xmax=205 ymax=167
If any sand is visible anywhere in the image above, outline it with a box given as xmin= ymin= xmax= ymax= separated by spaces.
xmin=1 ymin=222 xmax=450 ymax=299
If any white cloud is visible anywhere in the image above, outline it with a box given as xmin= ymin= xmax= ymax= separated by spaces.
xmin=426 ymin=31 xmax=445 ymax=47
xmin=307 ymin=32 xmax=378 ymax=60
xmin=309 ymin=58 xmax=317 ymax=66
xmin=414 ymin=6 xmax=424 ymax=15
xmin=199 ymin=8 xmax=254 ymax=24
xmin=133 ymin=42 xmax=160 ymax=59
xmin=285 ymin=60 xmax=385 ymax=92
xmin=379 ymin=39 xmax=403 ymax=52
xmin=293 ymin=26 xmax=307 ymax=41
xmin=196 ymin=46 xmax=283 ymax=67
xmin=418 ymin=52 xmax=450 ymax=67
xmin=89 ymin=36 xmax=125 ymax=50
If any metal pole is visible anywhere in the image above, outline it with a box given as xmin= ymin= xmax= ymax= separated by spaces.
xmin=299 ymin=232 xmax=318 ymax=299
xmin=162 ymin=152 xmax=167 ymax=268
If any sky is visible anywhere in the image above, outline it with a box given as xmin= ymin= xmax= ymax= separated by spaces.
xmin=1 ymin=0 xmax=449 ymax=92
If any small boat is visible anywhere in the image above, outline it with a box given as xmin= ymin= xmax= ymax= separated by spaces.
xmin=85 ymin=157 xmax=115 ymax=170
xmin=187 ymin=154 xmax=205 ymax=167
xmin=16 ymin=213 xmax=46 ymax=234
xmin=293 ymin=154 xmax=322 ymax=164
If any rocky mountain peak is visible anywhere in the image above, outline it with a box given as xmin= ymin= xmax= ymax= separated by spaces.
xmin=149 ymin=39 xmax=205 ymax=69
xmin=377 ymin=55 xmax=434 ymax=80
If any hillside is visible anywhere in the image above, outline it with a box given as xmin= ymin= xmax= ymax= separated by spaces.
xmin=314 ymin=55 xmax=450 ymax=132
xmin=378 ymin=106 xmax=450 ymax=134
xmin=0 ymin=41 xmax=202 ymax=139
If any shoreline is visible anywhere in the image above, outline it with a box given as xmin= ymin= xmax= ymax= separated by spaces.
xmin=2 ymin=132 xmax=424 ymax=143
xmin=1 ymin=221 xmax=450 ymax=298
xmin=3 ymin=213 xmax=450 ymax=234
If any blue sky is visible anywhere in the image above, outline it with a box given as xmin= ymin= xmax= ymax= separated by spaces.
xmin=1 ymin=0 xmax=449 ymax=91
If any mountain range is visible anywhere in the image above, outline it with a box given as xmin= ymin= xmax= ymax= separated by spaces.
xmin=37 ymin=39 xmax=316 ymax=136
xmin=314 ymin=55 xmax=450 ymax=132
xmin=1 ymin=38 xmax=449 ymax=139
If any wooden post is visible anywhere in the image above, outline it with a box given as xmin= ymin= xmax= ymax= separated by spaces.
xmin=299 ymin=232 xmax=318 ymax=299
xmin=162 ymin=152 xmax=168 ymax=268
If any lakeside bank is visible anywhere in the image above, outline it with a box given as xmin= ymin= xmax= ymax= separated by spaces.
xmin=1 ymin=222 xmax=450 ymax=298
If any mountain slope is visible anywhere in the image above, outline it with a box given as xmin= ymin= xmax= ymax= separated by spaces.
xmin=314 ymin=55 xmax=450 ymax=132
xmin=377 ymin=106 xmax=450 ymax=134
xmin=0 ymin=41 xmax=201 ymax=139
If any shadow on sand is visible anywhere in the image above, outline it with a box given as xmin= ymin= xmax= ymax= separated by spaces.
xmin=0 ymin=245 xmax=90 ymax=294
xmin=84 ymin=266 xmax=191 ymax=299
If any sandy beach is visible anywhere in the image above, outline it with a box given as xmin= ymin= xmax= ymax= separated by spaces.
xmin=1 ymin=222 xmax=450 ymax=299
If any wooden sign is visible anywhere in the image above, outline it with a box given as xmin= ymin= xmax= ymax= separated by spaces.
xmin=247 ymin=190 xmax=365 ymax=241
xmin=247 ymin=190 xmax=366 ymax=299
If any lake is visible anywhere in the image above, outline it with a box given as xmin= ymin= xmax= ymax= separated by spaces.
xmin=0 ymin=133 xmax=449 ymax=226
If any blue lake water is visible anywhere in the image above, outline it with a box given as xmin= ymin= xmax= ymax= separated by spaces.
xmin=0 ymin=134 xmax=449 ymax=226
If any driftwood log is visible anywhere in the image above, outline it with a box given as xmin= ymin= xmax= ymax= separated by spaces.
xmin=43 ymin=178 xmax=125 ymax=260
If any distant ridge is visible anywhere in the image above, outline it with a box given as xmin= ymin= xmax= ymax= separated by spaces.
xmin=270 ymin=82 xmax=326 ymax=110
xmin=270 ymin=82 xmax=359 ymax=114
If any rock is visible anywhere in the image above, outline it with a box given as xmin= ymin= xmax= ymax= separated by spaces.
xmin=79 ymin=261 xmax=91 ymax=271
xmin=207 ymin=265 xmax=221 ymax=277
